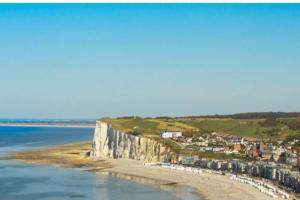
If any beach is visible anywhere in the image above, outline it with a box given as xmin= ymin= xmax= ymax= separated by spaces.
xmin=106 ymin=159 xmax=275 ymax=200
xmin=2 ymin=142 xmax=277 ymax=200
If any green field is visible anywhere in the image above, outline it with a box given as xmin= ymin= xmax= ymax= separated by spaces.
xmin=100 ymin=116 xmax=300 ymax=140
xmin=100 ymin=117 xmax=198 ymax=136
xmin=179 ymin=118 xmax=274 ymax=139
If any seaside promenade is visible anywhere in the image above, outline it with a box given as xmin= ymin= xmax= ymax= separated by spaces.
xmin=147 ymin=163 xmax=291 ymax=199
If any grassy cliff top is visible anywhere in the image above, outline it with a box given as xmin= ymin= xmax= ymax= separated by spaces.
xmin=98 ymin=115 xmax=300 ymax=141
xmin=99 ymin=117 xmax=197 ymax=136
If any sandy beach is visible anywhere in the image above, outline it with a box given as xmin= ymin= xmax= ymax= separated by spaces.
xmin=106 ymin=158 xmax=275 ymax=200
xmin=2 ymin=142 xmax=276 ymax=200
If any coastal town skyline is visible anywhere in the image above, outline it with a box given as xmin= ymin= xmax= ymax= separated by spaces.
xmin=0 ymin=4 xmax=300 ymax=119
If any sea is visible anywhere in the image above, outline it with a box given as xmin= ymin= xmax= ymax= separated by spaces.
xmin=0 ymin=126 xmax=197 ymax=200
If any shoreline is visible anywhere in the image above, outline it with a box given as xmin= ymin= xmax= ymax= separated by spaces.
xmin=1 ymin=142 xmax=198 ymax=200
xmin=105 ymin=158 xmax=277 ymax=200
xmin=0 ymin=123 xmax=95 ymax=128
xmin=98 ymin=170 xmax=202 ymax=200
xmin=1 ymin=142 xmax=281 ymax=200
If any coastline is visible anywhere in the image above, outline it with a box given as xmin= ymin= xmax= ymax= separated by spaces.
xmin=106 ymin=158 xmax=275 ymax=200
xmin=0 ymin=123 xmax=95 ymax=129
xmin=2 ymin=142 xmax=279 ymax=200
xmin=99 ymin=170 xmax=202 ymax=200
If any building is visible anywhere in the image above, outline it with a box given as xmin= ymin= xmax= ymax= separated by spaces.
xmin=273 ymin=146 xmax=286 ymax=161
xmin=262 ymin=143 xmax=273 ymax=160
xmin=181 ymin=156 xmax=197 ymax=165
xmin=161 ymin=131 xmax=182 ymax=139
xmin=259 ymin=143 xmax=266 ymax=152
xmin=233 ymin=144 xmax=241 ymax=153
xmin=213 ymin=147 xmax=224 ymax=152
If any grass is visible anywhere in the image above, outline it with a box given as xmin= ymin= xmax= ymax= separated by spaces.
xmin=101 ymin=117 xmax=161 ymax=136
xmin=99 ymin=117 xmax=300 ymax=140
xmin=100 ymin=117 xmax=197 ymax=137
xmin=98 ymin=116 xmax=300 ymax=154
xmin=179 ymin=118 xmax=298 ymax=140
xmin=161 ymin=139 xmax=182 ymax=153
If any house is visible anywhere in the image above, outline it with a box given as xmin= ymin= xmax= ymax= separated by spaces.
xmin=259 ymin=143 xmax=266 ymax=152
xmin=273 ymin=146 xmax=286 ymax=161
xmin=247 ymin=144 xmax=259 ymax=158
xmin=229 ymin=136 xmax=243 ymax=145
xmin=161 ymin=131 xmax=182 ymax=139
xmin=196 ymin=141 xmax=208 ymax=147
xmin=224 ymin=146 xmax=232 ymax=154
xmin=181 ymin=156 xmax=198 ymax=165
xmin=233 ymin=144 xmax=241 ymax=153
xmin=213 ymin=147 xmax=224 ymax=152
xmin=261 ymin=143 xmax=273 ymax=160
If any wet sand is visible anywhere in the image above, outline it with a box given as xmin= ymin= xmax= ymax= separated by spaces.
xmin=2 ymin=142 xmax=110 ymax=170
xmin=2 ymin=142 xmax=276 ymax=200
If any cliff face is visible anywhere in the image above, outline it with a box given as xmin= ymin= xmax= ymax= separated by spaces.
xmin=90 ymin=122 xmax=173 ymax=162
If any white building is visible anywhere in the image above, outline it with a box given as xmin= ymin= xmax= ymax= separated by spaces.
xmin=161 ymin=131 xmax=182 ymax=139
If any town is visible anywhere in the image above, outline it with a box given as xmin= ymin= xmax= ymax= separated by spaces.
xmin=161 ymin=130 xmax=300 ymax=198
xmin=162 ymin=130 xmax=299 ymax=166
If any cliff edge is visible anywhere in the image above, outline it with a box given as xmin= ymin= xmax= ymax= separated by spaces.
xmin=90 ymin=121 xmax=173 ymax=162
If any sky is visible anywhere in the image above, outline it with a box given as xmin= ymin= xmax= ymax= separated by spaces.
xmin=0 ymin=4 xmax=300 ymax=119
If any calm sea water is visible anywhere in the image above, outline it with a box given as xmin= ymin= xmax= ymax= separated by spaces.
xmin=0 ymin=126 xmax=196 ymax=200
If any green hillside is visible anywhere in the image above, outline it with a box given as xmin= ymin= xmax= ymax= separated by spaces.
xmin=99 ymin=115 xmax=300 ymax=141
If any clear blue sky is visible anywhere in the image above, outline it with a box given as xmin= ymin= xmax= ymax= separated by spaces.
xmin=0 ymin=4 xmax=299 ymax=119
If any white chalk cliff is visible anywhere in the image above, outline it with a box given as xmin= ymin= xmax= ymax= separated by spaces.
xmin=90 ymin=122 xmax=173 ymax=162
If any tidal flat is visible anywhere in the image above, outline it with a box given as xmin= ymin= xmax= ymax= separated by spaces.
xmin=3 ymin=141 xmax=275 ymax=200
